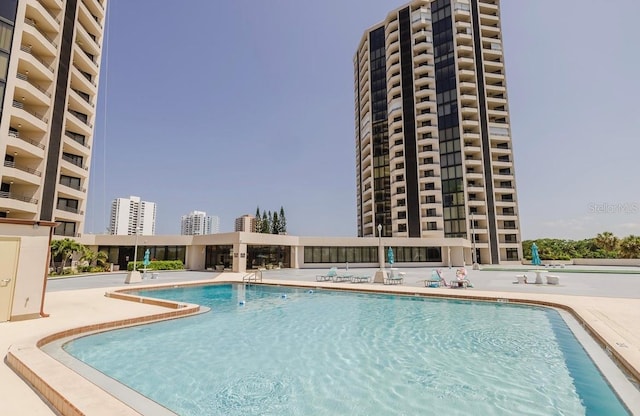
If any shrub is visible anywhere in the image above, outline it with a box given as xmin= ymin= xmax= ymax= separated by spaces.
xmin=127 ymin=260 xmax=184 ymax=271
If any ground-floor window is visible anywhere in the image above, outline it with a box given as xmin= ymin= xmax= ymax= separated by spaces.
xmin=98 ymin=245 xmax=186 ymax=270
xmin=303 ymin=246 xmax=441 ymax=264
xmin=505 ymin=248 xmax=519 ymax=261
xmin=247 ymin=245 xmax=290 ymax=269
xmin=205 ymin=245 xmax=233 ymax=269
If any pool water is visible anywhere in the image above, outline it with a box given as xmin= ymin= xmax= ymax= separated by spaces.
xmin=64 ymin=284 xmax=629 ymax=415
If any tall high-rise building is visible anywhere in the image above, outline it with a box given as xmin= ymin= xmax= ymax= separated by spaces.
xmin=180 ymin=211 xmax=218 ymax=235
xmin=0 ymin=0 xmax=108 ymax=238
xmin=234 ymin=214 xmax=256 ymax=232
xmin=354 ymin=0 xmax=521 ymax=264
xmin=109 ymin=196 xmax=156 ymax=235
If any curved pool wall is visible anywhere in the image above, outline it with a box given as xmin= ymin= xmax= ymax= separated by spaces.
xmin=61 ymin=284 xmax=632 ymax=416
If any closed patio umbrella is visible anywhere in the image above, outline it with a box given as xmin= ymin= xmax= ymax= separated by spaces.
xmin=531 ymin=243 xmax=541 ymax=266
xmin=387 ymin=247 xmax=394 ymax=265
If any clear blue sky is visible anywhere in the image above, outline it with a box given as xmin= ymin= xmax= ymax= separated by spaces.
xmin=85 ymin=0 xmax=640 ymax=240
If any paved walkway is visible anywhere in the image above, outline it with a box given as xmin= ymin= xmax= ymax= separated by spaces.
xmin=1 ymin=266 xmax=639 ymax=415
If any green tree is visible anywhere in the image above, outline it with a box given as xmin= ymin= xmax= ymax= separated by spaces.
xmin=279 ymin=206 xmax=287 ymax=234
xmin=51 ymin=238 xmax=82 ymax=269
xmin=255 ymin=206 xmax=262 ymax=233
xmin=261 ymin=212 xmax=269 ymax=233
xmin=272 ymin=212 xmax=280 ymax=234
xmin=594 ymin=231 xmax=619 ymax=255
xmin=79 ymin=247 xmax=109 ymax=270
xmin=619 ymin=235 xmax=640 ymax=258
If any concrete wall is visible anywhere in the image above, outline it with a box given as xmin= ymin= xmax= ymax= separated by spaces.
xmin=0 ymin=220 xmax=56 ymax=321
xmin=573 ymin=258 xmax=640 ymax=267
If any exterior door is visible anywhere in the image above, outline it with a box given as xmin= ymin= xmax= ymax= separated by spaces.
xmin=0 ymin=239 xmax=19 ymax=322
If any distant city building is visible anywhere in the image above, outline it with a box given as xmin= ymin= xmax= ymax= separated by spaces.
xmin=234 ymin=214 xmax=257 ymax=232
xmin=109 ymin=196 xmax=156 ymax=235
xmin=181 ymin=211 xmax=218 ymax=235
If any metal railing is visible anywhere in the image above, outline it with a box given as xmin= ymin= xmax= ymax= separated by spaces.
xmin=68 ymin=108 xmax=93 ymax=127
xmin=8 ymin=130 xmax=46 ymax=149
xmin=3 ymin=160 xmax=42 ymax=177
xmin=16 ymin=72 xmax=52 ymax=97
xmin=62 ymin=154 xmax=85 ymax=168
xmin=35 ymin=0 xmax=61 ymax=23
xmin=20 ymin=45 xmax=55 ymax=72
xmin=57 ymin=205 xmax=84 ymax=215
xmin=12 ymin=100 xmax=49 ymax=123
xmin=0 ymin=191 xmax=38 ymax=204
xmin=24 ymin=18 xmax=58 ymax=48
xmin=59 ymin=181 xmax=86 ymax=192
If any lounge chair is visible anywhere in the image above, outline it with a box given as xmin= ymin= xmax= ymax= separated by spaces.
xmin=546 ymin=275 xmax=560 ymax=285
xmin=514 ymin=274 xmax=527 ymax=284
xmin=425 ymin=269 xmax=446 ymax=287
xmin=332 ymin=273 xmax=353 ymax=282
xmin=350 ymin=274 xmax=370 ymax=283
xmin=316 ymin=267 xmax=338 ymax=282
xmin=384 ymin=268 xmax=404 ymax=285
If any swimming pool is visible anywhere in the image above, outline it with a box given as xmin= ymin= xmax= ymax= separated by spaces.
xmin=63 ymin=284 xmax=630 ymax=415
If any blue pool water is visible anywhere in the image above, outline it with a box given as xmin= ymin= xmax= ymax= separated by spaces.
xmin=64 ymin=285 xmax=629 ymax=415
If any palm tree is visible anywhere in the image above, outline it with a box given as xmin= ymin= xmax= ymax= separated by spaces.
xmin=594 ymin=231 xmax=619 ymax=253
xmin=51 ymin=238 xmax=82 ymax=270
xmin=619 ymin=235 xmax=640 ymax=259
xmin=95 ymin=251 xmax=109 ymax=269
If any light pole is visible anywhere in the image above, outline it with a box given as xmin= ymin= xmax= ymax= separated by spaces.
xmin=133 ymin=227 xmax=141 ymax=272
xmin=471 ymin=212 xmax=479 ymax=270
xmin=374 ymin=223 xmax=387 ymax=283
xmin=125 ymin=226 xmax=143 ymax=284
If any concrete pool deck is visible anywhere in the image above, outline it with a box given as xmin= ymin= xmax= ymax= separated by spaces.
xmin=1 ymin=266 xmax=640 ymax=415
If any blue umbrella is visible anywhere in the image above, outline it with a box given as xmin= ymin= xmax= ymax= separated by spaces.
xmin=143 ymin=249 xmax=150 ymax=268
xmin=531 ymin=243 xmax=541 ymax=266
xmin=387 ymin=247 xmax=394 ymax=265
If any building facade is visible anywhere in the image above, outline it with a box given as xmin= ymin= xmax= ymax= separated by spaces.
xmin=354 ymin=0 xmax=521 ymax=264
xmin=0 ymin=0 xmax=107 ymax=237
xmin=234 ymin=214 xmax=256 ymax=232
xmin=181 ymin=210 xmax=218 ymax=235
xmin=109 ymin=195 xmax=156 ymax=236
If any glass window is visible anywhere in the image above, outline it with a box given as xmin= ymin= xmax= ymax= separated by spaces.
xmin=0 ymin=53 xmax=8 ymax=81
xmin=0 ymin=20 xmax=14 ymax=50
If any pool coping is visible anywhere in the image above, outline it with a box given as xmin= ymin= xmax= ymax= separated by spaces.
xmin=5 ymin=277 xmax=640 ymax=415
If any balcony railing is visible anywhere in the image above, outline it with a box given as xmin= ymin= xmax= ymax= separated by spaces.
xmin=59 ymin=181 xmax=86 ymax=192
xmin=68 ymin=108 xmax=93 ymax=127
xmin=20 ymin=45 xmax=55 ymax=72
xmin=36 ymin=0 xmax=61 ymax=23
xmin=57 ymin=205 xmax=84 ymax=215
xmin=4 ymin=160 xmax=43 ymax=177
xmin=62 ymin=154 xmax=86 ymax=169
xmin=8 ymin=130 xmax=46 ymax=149
xmin=0 ymin=191 xmax=38 ymax=204
xmin=71 ymin=88 xmax=94 ymax=107
xmin=64 ymin=130 xmax=88 ymax=147
xmin=17 ymin=72 xmax=52 ymax=97
xmin=24 ymin=17 xmax=58 ymax=48
xmin=12 ymin=100 xmax=49 ymax=123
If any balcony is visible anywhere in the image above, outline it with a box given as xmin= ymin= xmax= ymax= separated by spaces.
xmin=18 ymin=45 xmax=55 ymax=76
xmin=24 ymin=17 xmax=58 ymax=50
xmin=67 ymin=108 xmax=93 ymax=128
xmin=12 ymin=100 xmax=48 ymax=126
xmin=27 ymin=0 xmax=60 ymax=30
xmin=7 ymin=130 xmax=46 ymax=155
xmin=16 ymin=72 xmax=52 ymax=101
xmin=4 ymin=159 xmax=43 ymax=178
xmin=56 ymin=204 xmax=84 ymax=215
xmin=78 ymin=0 xmax=102 ymax=34
xmin=0 ymin=190 xmax=39 ymax=205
